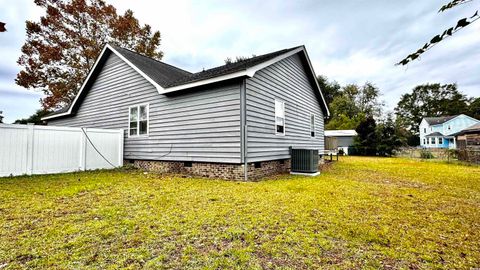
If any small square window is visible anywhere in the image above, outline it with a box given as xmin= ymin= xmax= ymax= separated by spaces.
xmin=254 ymin=162 xmax=262 ymax=168
xmin=184 ymin=161 xmax=192 ymax=167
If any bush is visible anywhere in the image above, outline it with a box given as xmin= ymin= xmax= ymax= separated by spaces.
xmin=420 ymin=149 xmax=434 ymax=159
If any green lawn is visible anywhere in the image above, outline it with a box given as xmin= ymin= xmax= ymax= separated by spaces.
xmin=0 ymin=157 xmax=479 ymax=269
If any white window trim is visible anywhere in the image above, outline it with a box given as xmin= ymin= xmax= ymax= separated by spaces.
xmin=128 ymin=103 xmax=149 ymax=138
xmin=310 ymin=113 xmax=315 ymax=137
xmin=274 ymin=99 xmax=285 ymax=136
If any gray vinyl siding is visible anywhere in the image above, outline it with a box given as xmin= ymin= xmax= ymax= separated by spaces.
xmin=49 ymin=53 xmax=242 ymax=163
xmin=245 ymin=54 xmax=324 ymax=162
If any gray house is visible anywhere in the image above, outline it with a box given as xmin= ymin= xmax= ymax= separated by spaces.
xmin=43 ymin=44 xmax=329 ymax=180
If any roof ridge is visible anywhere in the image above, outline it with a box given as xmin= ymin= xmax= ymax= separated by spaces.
xmin=110 ymin=44 xmax=192 ymax=75
xmin=192 ymin=45 xmax=302 ymax=74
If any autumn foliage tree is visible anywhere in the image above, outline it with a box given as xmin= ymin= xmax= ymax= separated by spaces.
xmin=16 ymin=0 xmax=163 ymax=110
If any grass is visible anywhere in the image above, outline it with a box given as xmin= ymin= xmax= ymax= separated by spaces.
xmin=0 ymin=157 xmax=479 ymax=269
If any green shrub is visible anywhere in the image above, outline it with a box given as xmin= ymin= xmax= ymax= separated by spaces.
xmin=420 ymin=149 xmax=434 ymax=159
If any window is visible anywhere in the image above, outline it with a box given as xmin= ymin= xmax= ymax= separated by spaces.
xmin=423 ymin=138 xmax=426 ymax=144
xmin=129 ymin=104 xmax=149 ymax=136
xmin=275 ymin=99 xmax=285 ymax=135
xmin=310 ymin=114 xmax=315 ymax=137
xmin=448 ymin=125 xmax=451 ymax=130
xmin=423 ymin=128 xmax=426 ymax=133
xmin=438 ymin=137 xmax=443 ymax=144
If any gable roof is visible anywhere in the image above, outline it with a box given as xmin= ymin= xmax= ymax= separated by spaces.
xmin=166 ymin=47 xmax=300 ymax=87
xmin=424 ymin=115 xmax=458 ymax=125
xmin=111 ymin=45 xmax=191 ymax=87
xmin=43 ymin=44 xmax=329 ymax=120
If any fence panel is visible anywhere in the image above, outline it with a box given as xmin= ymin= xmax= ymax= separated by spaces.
xmin=0 ymin=124 xmax=123 ymax=177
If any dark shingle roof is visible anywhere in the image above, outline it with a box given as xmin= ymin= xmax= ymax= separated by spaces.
xmin=45 ymin=45 xmax=311 ymax=119
xmin=425 ymin=132 xmax=444 ymax=137
xmin=424 ymin=115 xmax=458 ymax=125
xmin=111 ymin=45 xmax=192 ymax=87
xmin=165 ymin=46 xmax=302 ymax=87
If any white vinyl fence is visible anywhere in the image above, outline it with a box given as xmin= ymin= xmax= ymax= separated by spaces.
xmin=0 ymin=124 xmax=123 ymax=177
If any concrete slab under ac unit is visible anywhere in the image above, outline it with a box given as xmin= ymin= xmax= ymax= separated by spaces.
xmin=289 ymin=171 xmax=320 ymax=176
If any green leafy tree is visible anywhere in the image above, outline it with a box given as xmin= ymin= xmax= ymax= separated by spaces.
xmin=376 ymin=114 xmax=407 ymax=156
xmin=16 ymin=0 xmax=163 ymax=110
xmin=353 ymin=116 xmax=378 ymax=156
xmin=397 ymin=0 xmax=479 ymax=65
xmin=395 ymin=83 xmax=469 ymax=135
xmin=317 ymin=75 xmax=341 ymax=106
xmin=14 ymin=110 xmax=51 ymax=125
xmin=326 ymin=82 xmax=383 ymax=130
xmin=469 ymin=97 xmax=480 ymax=119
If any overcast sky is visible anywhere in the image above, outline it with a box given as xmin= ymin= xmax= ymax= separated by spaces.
xmin=1 ymin=0 xmax=479 ymax=123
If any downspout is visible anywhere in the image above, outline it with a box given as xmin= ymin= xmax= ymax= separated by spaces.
xmin=240 ymin=78 xmax=248 ymax=181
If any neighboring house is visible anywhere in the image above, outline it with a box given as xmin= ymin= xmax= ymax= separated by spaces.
xmin=43 ymin=44 xmax=329 ymax=180
xmin=324 ymin=130 xmax=357 ymax=155
xmin=452 ymin=123 xmax=480 ymax=149
xmin=419 ymin=114 xmax=480 ymax=149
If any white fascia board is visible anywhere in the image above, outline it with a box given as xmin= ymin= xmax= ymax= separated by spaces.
xmin=42 ymin=45 xmax=110 ymax=120
xmin=42 ymin=44 xmax=165 ymax=120
xmin=163 ymin=47 xmax=306 ymax=93
xmin=162 ymin=70 xmax=250 ymax=93
xmin=299 ymin=47 xmax=330 ymax=117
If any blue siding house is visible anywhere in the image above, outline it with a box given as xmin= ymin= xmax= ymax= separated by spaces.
xmin=419 ymin=114 xmax=480 ymax=149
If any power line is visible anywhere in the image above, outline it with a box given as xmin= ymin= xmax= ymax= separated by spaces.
xmin=81 ymin=127 xmax=117 ymax=168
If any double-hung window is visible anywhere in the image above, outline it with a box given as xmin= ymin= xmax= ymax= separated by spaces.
xmin=438 ymin=137 xmax=443 ymax=144
xmin=129 ymin=104 xmax=149 ymax=136
xmin=275 ymin=99 xmax=285 ymax=135
xmin=310 ymin=114 xmax=315 ymax=137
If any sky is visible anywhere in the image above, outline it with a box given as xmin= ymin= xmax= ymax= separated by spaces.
xmin=1 ymin=0 xmax=479 ymax=123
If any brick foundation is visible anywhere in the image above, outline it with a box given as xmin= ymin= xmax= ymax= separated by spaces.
xmin=129 ymin=159 xmax=296 ymax=181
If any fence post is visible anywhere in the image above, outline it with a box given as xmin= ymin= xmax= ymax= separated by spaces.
xmin=79 ymin=128 xmax=87 ymax=171
xmin=26 ymin=124 xmax=34 ymax=175
xmin=118 ymin=129 xmax=124 ymax=167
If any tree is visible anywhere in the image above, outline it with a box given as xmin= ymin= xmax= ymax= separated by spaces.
xmin=376 ymin=114 xmax=407 ymax=156
xmin=14 ymin=110 xmax=51 ymax=125
xmin=397 ymin=0 xmax=479 ymax=65
xmin=395 ymin=83 xmax=469 ymax=135
xmin=326 ymin=82 xmax=383 ymax=130
xmin=353 ymin=116 xmax=378 ymax=156
xmin=317 ymin=75 xmax=341 ymax=106
xmin=0 ymin=110 xmax=4 ymax=123
xmin=16 ymin=0 xmax=163 ymax=110
xmin=224 ymin=55 xmax=256 ymax=65
xmin=468 ymin=97 xmax=480 ymax=119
